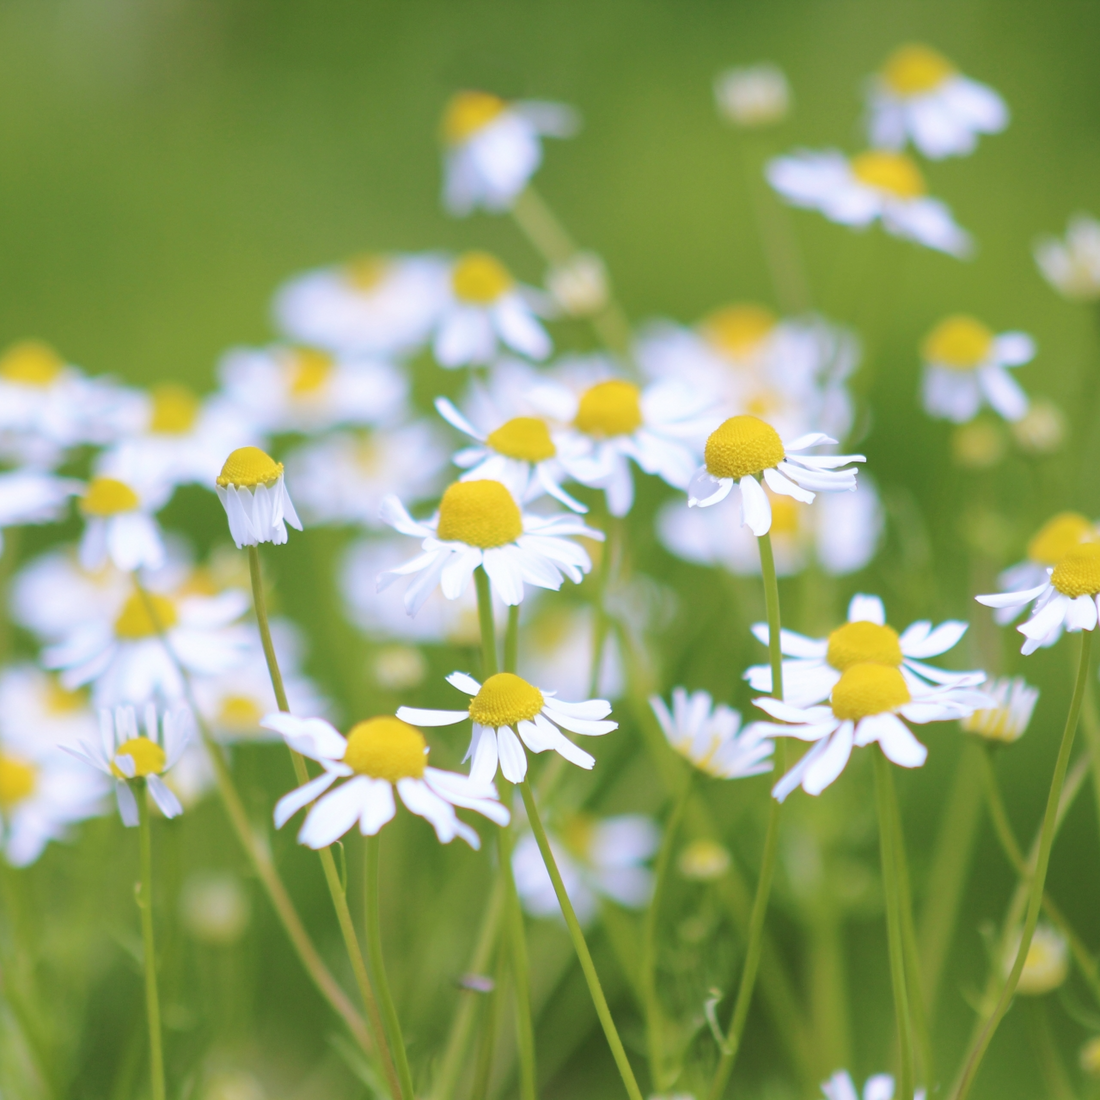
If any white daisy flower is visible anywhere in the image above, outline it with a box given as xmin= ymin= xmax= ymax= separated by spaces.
xmin=397 ymin=670 xmax=617 ymax=785
xmin=920 ymin=315 xmax=1033 ymax=424
xmin=866 ymin=43 xmax=1008 ymax=159
xmin=0 ymin=468 xmax=81 ymax=553
xmin=0 ymin=665 xmax=99 ymax=752
xmin=434 ymin=252 xmax=551 ymax=367
xmin=512 ymin=813 xmax=659 ymax=925
xmin=977 ymin=543 xmax=1100 ymax=655
xmin=78 ymin=472 xmax=170 ymax=574
xmin=216 ymin=447 xmax=303 ymax=548
xmin=377 ymin=480 xmax=600 ymax=612
xmin=714 ymin=63 xmax=791 ymax=128
xmin=687 ymin=415 xmax=864 ymax=537
xmin=545 ymin=252 xmax=610 ymax=318
xmin=745 ymin=593 xmax=985 ymax=708
xmin=263 ymin=712 xmax=509 ymax=849
xmin=822 ymin=1069 xmax=924 ymax=1100
xmin=440 ymin=90 xmax=578 ymax=215
xmin=750 ymin=662 xmax=987 ymax=801
xmin=1010 ymin=924 xmax=1068 ymax=995
xmin=960 ymin=676 xmax=1039 ymax=744
xmin=1035 ymin=214 xmax=1100 ymax=302
xmin=64 ymin=703 xmax=191 ymax=825
xmin=272 ymin=252 xmax=450 ymax=356
xmin=650 ymin=688 xmax=773 ymax=778
xmin=767 ymin=148 xmax=972 ymax=257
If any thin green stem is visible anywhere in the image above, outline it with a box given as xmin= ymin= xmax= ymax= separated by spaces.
xmin=505 ymin=604 xmax=520 ymax=675
xmin=518 ymin=780 xmax=644 ymax=1100
xmin=470 ymin=945 xmax=504 ymax=1100
xmin=475 ymin=566 xmax=498 ymax=677
xmin=135 ymin=782 xmax=166 ymax=1100
xmin=758 ymin=532 xmax=783 ymax=701
xmin=950 ymin=629 xmax=1093 ymax=1100
xmin=248 ymin=545 xmax=289 ymax=711
xmin=587 ymin=513 xmax=617 ymax=699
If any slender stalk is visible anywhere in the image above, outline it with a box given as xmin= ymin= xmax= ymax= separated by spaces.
xmin=518 ymin=779 xmax=644 ymax=1100
xmin=1078 ymin=673 xmax=1100 ymax=851
xmin=950 ymin=629 xmax=1093 ymax=1100
xmin=758 ymin=532 xmax=783 ymax=701
xmin=248 ymin=545 xmax=290 ymax=710
xmin=587 ymin=517 xmax=617 ymax=699
xmin=474 ymin=566 xmax=499 ymax=677
xmin=505 ymin=604 xmax=520 ymax=675
xmin=470 ymin=945 xmax=504 ymax=1100
xmin=135 ymin=782 xmax=166 ymax=1100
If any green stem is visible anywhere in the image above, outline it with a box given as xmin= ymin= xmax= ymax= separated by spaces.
xmin=474 ymin=566 xmax=498 ymax=677
xmin=950 ymin=629 xmax=1093 ymax=1100
xmin=505 ymin=604 xmax=520 ymax=675
xmin=248 ymin=545 xmax=289 ymax=711
xmin=758 ymin=532 xmax=783 ymax=701
xmin=518 ymin=780 xmax=644 ymax=1100
xmin=1078 ymin=672 xmax=1100 ymax=854
xmin=587 ymin=513 xmax=617 ymax=699
xmin=470 ymin=944 xmax=504 ymax=1100
xmin=135 ymin=782 xmax=166 ymax=1100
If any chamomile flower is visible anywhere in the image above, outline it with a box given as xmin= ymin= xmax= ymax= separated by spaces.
xmin=78 ymin=471 xmax=170 ymax=574
xmin=866 ymin=44 xmax=1008 ymax=159
xmin=434 ymin=252 xmax=551 ymax=367
xmin=512 ymin=813 xmax=659 ymax=925
xmin=397 ymin=671 xmax=617 ymax=784
xmin=65 ymin=703 xmax=191 ymax=825
xmin=1035 ymin=214 xmax=1100 ymax=302
xmin=751 ymin=662 xmax=987 ymax=800
xmin=216 ymin=447 xmax=303 ymax=549
xmin=264 ymin=712 xmax=509 ymax=849
xmin=822 ymin=1070 xmax=922 ymax=1100
xmin=714 ymin=63 xmax=791 ymax=128
xmin=440 ymin=90 xmax=578 ymax=215
xmin=920 ymin=315 xmax=1033 ymax=424
xmin=0 ymin=666 xmax=98 ymax=751
xmin=0 ymin=469 xmax=81 ymax=552
xmin=960 ymin=677 xmax=1039 ymax=744
xmin=745 ymin=593 xmax=985 ymax=707
xmin=377 ymin=480 xmax=600 ymax=612
xmin=687 ymin=415 xmax=864 ymax=537
xmin=650 ymin=688 xmax=773 ymax=778
xmin=767 ymin=149 xmax=972 ymax=257
xmin=1009 ymin=924 xmax=1068 ymax=995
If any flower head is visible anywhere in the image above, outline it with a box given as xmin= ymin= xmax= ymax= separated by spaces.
xmin=650 ymin=688 xmax=773 ymax=778
xmin=960 ymin=677 xmax=1038 ymax=744
xmin=714 ymin=63 xmax=791 ymax=128
xmin=1009 ymin=924 xmax=1068 ymax=995
xmin=1035 ymin=214 xmax=1100 ymax=301
xmin=216 ymin=447 xmax=303 ymax=548
xmin=0 ymin=470 xmax=81 ymax=555
xmin=78 ymin=458 xmax=172 ymax=573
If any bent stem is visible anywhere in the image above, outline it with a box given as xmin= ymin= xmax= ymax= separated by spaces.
xmin=950 ymin=629 xmax=1093 ymax=1100
xmin=135 ymin=782 xmax=166 ymax=1100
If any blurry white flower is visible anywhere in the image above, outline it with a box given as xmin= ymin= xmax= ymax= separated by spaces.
xmin=78 ymin=468 xmax=170 ymax=574
xmin=650 ymin=688 xmax=773 ymax=778
xmin=822 ymin=1069 xmax=922 ymax=1100
xmin=960 ymin=677 xmax=1038 ymax=744
xmin=768 ymin=149 xmax=972 ymax=257
xmin=0 ymin=665 xmax=98 ymax=752
xmin=866 ymin=44 xmax=1007 ymax=159
xmin=0 ymin=470 xmax=81 ymax=553
xmin=440 ymin=90 xmax=578 ymax=215
xmin=180 ymin=871 xmax=251 ymax=945
xmin=546 ymin=252 xmax=610 ymax=317
xmin=1009 ymin=924 xmax=1068 ymax=995
xmin=1035 ymin=214 xmax=1100 ymax=302
xmin=714 ymin=63 xmax=791 ymax=127
xmin=216 ymin=448 xmax=303 ymax=548
xmin=1010 ymin=399 xmax=1066 ymax=455
xmin=678 ymin=838 xmax=731 ymax=882
xmin=372 ymin=645 xmax=428 ymax=691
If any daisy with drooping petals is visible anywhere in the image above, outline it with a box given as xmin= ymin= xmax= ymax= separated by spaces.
xmin=397 ymin=671 xmax=617 ymax=784
xmin=822 ymin=1069 xmax=922 ymax=1100
xmin=866 ymin=44 xmax=1008 ymax=159
xmin=66 ymin=704 xmax=191 ymax=825
xmin=920 ymin=315 xmax=1033 ymax=424
xmin=0 ymin=468 xmax=81 ymax=552
xmin=650 ymin=688 xmax=773 ymax=778
xmin=1035 ymin=214 xmax=1100 ymax=302
xmin=767 ymin=149 xmax=972 ymax=257
xmin=263 ymin=712 xmax=508 ymax=849
xmin=687 ymin=415 xmax=864 ymax=537
xmin=440 ymin=90 xmax=578 ymax=215
xmin=377 ymin=480 xmax=600 ymax=613
xmin=216 ymin=447 xmax=303 ymax=549
xmin=744 ymin=593 xmax=985 ymax=707
xmin=960 ymin=676 xmax=1039 ymax=744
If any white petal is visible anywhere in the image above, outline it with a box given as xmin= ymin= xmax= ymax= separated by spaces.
xmin=848 ymin=594 xmax=886 ymax=625
xmin=858 ymin=713 xmax=928 ymax=768
xmin=116 ymin=780 xmax=139 ymax=827
xmin=274 ymin=771 xmax=340 ymax=829
xmin=975 ymin=580 xmax=1051 ymax=609
xmin=147 ymin=774 xmax=183 ymax=819
xmin=801 ymin=723 xmax=855 ymax=795
xmin=357 ymin=778 xmax=397 ymax=836
xmin=496 ymin=726 xmax=528 ymax=783
xmin=739 ymin=475 xmax=772 ymax=536
xmin=446 ymin=671 xmax=482 ymax=696
xmin=899 ymin=619 xmax=968 ymax=658
xmin=260 ymin=713 xmax=347 ymax=761
xmin=395 ymin=707 xmax=469 ymax=727
xmin=762 ymin=465 xmax=814 ymax=504
xmin=434 ymin=396 xmax=484 ymax=441
xmin=299 ymin=779 xmax=372 ymax=848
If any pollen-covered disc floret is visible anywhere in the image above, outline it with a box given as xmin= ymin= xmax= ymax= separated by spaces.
xmin=575 ymin=381 xmax=644 ymax=439
xmin=436 ymin=481 xmax=523 ymax=548
xmin=1051 ymin=543 xmax=1100 ymax=597
xmin=1028 ymin=512 xmax=1098 ymax=564
xmin=468 ymin=673 xmax=544 ymax=727
xmin=218 ymin=447 xmax=283 ymax=489
xmin=215 ymin=447 xmax=302 ymax=549
xmin=343 ymin=717 xmax=427 ymax=782
xmin=961 ymin=676 xmax=1039 ymax=744
xmin=826 ymin=621 xmax=903 ymax=670
xmin=487 ymin=418 xmax=556 ymax=463
xmin=830 ymin=664 xmax=911 ymax=721
xmin=704 ymin=415 xmax=786 ymax=480
xmin=81 ymin=477 xmax=140 ymax=516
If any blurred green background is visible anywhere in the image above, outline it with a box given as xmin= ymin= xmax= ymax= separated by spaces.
xmin=4 ymin=1 xmax=1100 ymax=1098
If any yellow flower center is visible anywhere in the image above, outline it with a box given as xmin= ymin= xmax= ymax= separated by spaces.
xmin=149 ymin=383 xmax=200 ymax=434
xmin=826 ymin=621 xmax=903 ymax=671
xmin=217 ymin=447 xmax=284 ymax=489
xmin=1051 ymin=543 xmax=1100 ymax=598
xmin=574 ymin=380 xmax=643 ymax=438
xmin=922 ymin=315 xmax=994 ymax=369
xmin=701 ymin=304 xmax=777 ymax=358
xmin=1027 ymin=512 xmax=1096 ymax=565
xmin=851 ymin=151 xmax=926 ymax=199
xmin=81 ymin=477 xmax=140 ymax=517
xmin=217 ymin=695 xmax=263 ymax=731
xmin=0 ymin=754 xmax=36 ymax=808
xmin=114 ymin=593 xmax=178 ymax=639
xmin=831 ymin=663 xmax=911 ymax=721
xmin=487 ymin=417 xmax=556 ymax=462
xmin=288 ymin=348 xmax=334 ymax=395
xmin=44 ymin=675 xmax=86 ymax=714
xmin=110 ymin=737 xmax=166 ymax=779
xmin=0 ymin=340 xmax=64 ymax=386
xmin=343 ymin=717 xmax=427 ymax=782
xmin=442 ymin=90 xmax=508 ymax=144
xmin=704 ymin=415 xmax=785 ymax=480
xmin=451 ymin=252 xmax=513 ymax=304
xmin=436 ymin=480 xmax=523 ymax=548
xmin=468 ymin=672 xmax=544 ymax=728
xmin=882 ymin=44 xmax=955 ymax=96
xmin=343 ymin=254 xmax=388 ymax=291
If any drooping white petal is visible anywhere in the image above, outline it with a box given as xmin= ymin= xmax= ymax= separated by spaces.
xmin=739 ymin=475 xmax=772 ymax=536
xmin=395 ymin=706 xmax=469 ymax=727
xmin=446 ymin=671 xmax=482 ymax=696
xmin=260 ymin=713 xmax=347 ymax=762
xmin=497 ymin=726 xmax=528 ymax=783
xmin=274 ymin=771 xmax=340 ymax=828
xmin=116 ymin=780 xmax=140 ymax=827
xmin=147 ymin=774 xmax=183 ymax=819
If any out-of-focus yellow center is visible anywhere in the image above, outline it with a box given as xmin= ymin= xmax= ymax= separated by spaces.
xmin=1027 ymin=512 xmax=1096 ymax=565
xmin=217 ymin=695 xmax=263 ymax=731
xmin=452 ymin=252 xmax=513 ymax=304
xmin=469 ymin=672 xmax=544 ymax=728
xmin=217 ymin=447 xmax=283 ymax=489
xmin=575 ymin=380 xmax=643 ymax=438
xmin=1051 ymin=543 xmax=1100 ymax=598
xmin=702 ymin=304 xmax=777 ymax=358
xmin=922 ymin=315 xmax=994 ymax=369
xmin=288 ymin=348 xmax=334 ymax=395
xmin=768 ymin=489 xmax=802 ymax=535
xmin=0 ymin=340 xmax=64 ymax=386
xmin=81 ymin=477 xmax=140 ymax=517
xmin=442 ymin=90 xmax=508 ymax=144
xmin=487 ymin=417 xmax=556 ymax=462
xmin=831 ymin=663 xmax=911 ymax=721
xmin=150 ymin=384 xmax=200 ymax=434
xmin=110 ymin=737 xmax=166 ymax=779
xmin=343 ymin=717 xmax=427 ymax=782
xmin=561 ymin=813 xmax=595 ymax=860
xmin=344 ymin=254 xmax=389 ymax=291
xmin=44 ymin=675 xmax=86 ymax=714
xmin=436 ymin=480 xmax=522 ymax=548
xmin=882 ymin=44 xmax=955 ymax=96
xmin=0 ymin=755 xmax=36 ymax=808
xmin=704 ymin=415 xmax=785 ymax=480
xmin=851 ymin=151 xmax=926 ymax=199
xmin=114 ymin=593 xmax=178 ymax=639
xmin=827 ymin=621 xmax=903 ymax=671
